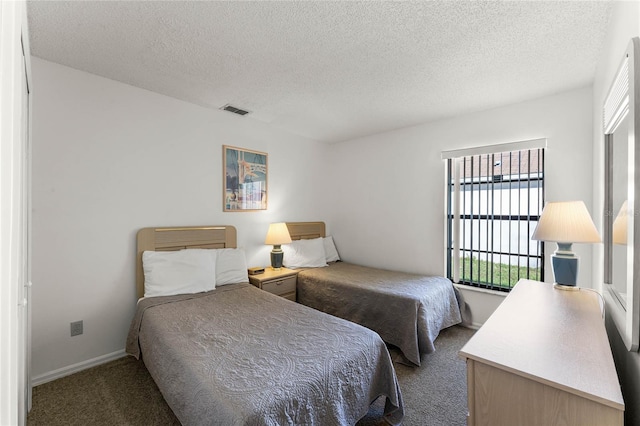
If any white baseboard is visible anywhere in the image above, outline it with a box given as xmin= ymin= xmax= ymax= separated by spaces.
xmin=32 ymin=349 xmax=127 ymax=387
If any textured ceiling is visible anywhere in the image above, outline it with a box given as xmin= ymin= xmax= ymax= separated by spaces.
xmin=27 ymin=1 xmax=613 ymax=143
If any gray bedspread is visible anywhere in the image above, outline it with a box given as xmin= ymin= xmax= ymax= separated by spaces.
xmin=126 ymin=283 xmax=403 ymax=426
xmin=297 ymin=262 xmax=463 ymax=366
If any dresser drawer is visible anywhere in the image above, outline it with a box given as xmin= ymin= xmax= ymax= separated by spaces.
xmin=262 ymin=275 xmax=296 ymax=296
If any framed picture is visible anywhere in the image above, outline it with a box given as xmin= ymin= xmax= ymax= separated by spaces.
xmin=223 ymin=145 xmax=268 ymax=211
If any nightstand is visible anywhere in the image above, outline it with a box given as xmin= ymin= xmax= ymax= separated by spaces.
xmin=248 ymin=267 xmax=298 ymax=301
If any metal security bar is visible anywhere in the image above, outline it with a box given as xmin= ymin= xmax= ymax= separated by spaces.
xmin=446 ymin=148 xmax=544 ymax=292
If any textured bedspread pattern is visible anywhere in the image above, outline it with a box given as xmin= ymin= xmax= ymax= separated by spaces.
xmin=126 ymin=283 xmax=404 ymax=426
xmin=297 ymin=262 xmax=462 ymax=366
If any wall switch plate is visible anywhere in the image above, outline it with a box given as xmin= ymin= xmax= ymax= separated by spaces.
xmin=70 ymin=320 xmax=83 ymax=337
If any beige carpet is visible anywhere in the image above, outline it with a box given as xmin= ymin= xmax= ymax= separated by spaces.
xmin=27 ymin=325 xmax=474 ymax=426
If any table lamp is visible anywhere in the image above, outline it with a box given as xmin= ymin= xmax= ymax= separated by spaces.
xmin=531 ymin=201 xmax=601 ymax=290
xmin=264 ymin=222 xmax=292 ymax=270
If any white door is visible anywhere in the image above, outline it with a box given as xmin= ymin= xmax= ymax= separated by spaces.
xmin=19 ymin=28 xmax=33 ymax=421
xmin=0 ymin=1 xmax=31 ymax=424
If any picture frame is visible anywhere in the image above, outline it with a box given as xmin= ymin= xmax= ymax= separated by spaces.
xmin=223 ymin=145 xmax=268 ymax=211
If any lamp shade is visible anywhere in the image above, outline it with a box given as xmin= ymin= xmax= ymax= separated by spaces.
xmin=264 ymin=223 xmax=292 ymax=245
xmin=532 ymin=201 xmax=601 ymax=244
xmin=613 ymin=200 xmax=629 ymax=245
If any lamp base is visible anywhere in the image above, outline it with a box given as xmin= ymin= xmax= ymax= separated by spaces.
xmin=270 ymin=246 xmax=284 ymax=270
xmin=551 ymin=242 xmax=578 ymax=287
xmin=553 ymin=283 xmax=580 ymax=291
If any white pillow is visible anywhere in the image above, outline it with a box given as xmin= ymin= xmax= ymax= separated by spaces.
xmin=215 ymin=248 xmax=249 ymax=285
xmin=143 ymin=249 xmax=216 ymax=297
xmin=323 ymin=236 xmax=340 ymax=262
xmin=282 ymin=237 xmax=328 ymax=269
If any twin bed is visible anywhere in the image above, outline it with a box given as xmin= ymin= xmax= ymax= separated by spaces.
xmin=286 ymin=222 xmax=464 ymax=367
xmin=126 ymin=223 xmax=463 ymax=424
xmin=126 ymin=226 xmax=403 ymax=426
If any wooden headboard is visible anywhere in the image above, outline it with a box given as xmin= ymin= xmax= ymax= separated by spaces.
xmin=286 ymin=222 xmax=326 ymax=240
xmin=136 ymin=225 xmax=237 ymax=299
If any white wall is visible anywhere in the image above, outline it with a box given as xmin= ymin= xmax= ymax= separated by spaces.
xmin=30 ymin=58 xmax=330 ymax=380
xmin=327 ymin=87 xmax=594 ymax=326
xmin=591 ymin=2 xmax=640 ymax=425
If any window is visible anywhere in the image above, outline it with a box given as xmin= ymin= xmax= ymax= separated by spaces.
xmin=444 ymin=140 xmax=545 ymax=292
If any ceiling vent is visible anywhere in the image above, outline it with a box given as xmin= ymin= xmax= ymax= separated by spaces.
xmin=220 ymin=104 xmax=250 ymax=116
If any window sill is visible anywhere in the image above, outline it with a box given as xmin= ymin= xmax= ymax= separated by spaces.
xmin=454 ymin=283 xmax=510 ymax=298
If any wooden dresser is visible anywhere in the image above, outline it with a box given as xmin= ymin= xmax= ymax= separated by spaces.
xmin=459 ymin=279 xmax=624 ymax=425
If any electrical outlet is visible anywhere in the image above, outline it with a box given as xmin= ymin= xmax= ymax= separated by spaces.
xmin=70 ymin=320 xmax=83 ymax=337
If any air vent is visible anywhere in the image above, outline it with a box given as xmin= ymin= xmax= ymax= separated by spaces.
xmin=220 ymin=104 xmax=250 ymax=116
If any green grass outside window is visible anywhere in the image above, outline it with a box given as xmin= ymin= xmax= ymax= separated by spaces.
xmin=460 ymin=256 xmax=541 ymax=289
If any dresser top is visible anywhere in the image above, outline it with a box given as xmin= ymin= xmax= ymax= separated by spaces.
xmin=459 ymin=279 xmax=624 ymax=410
